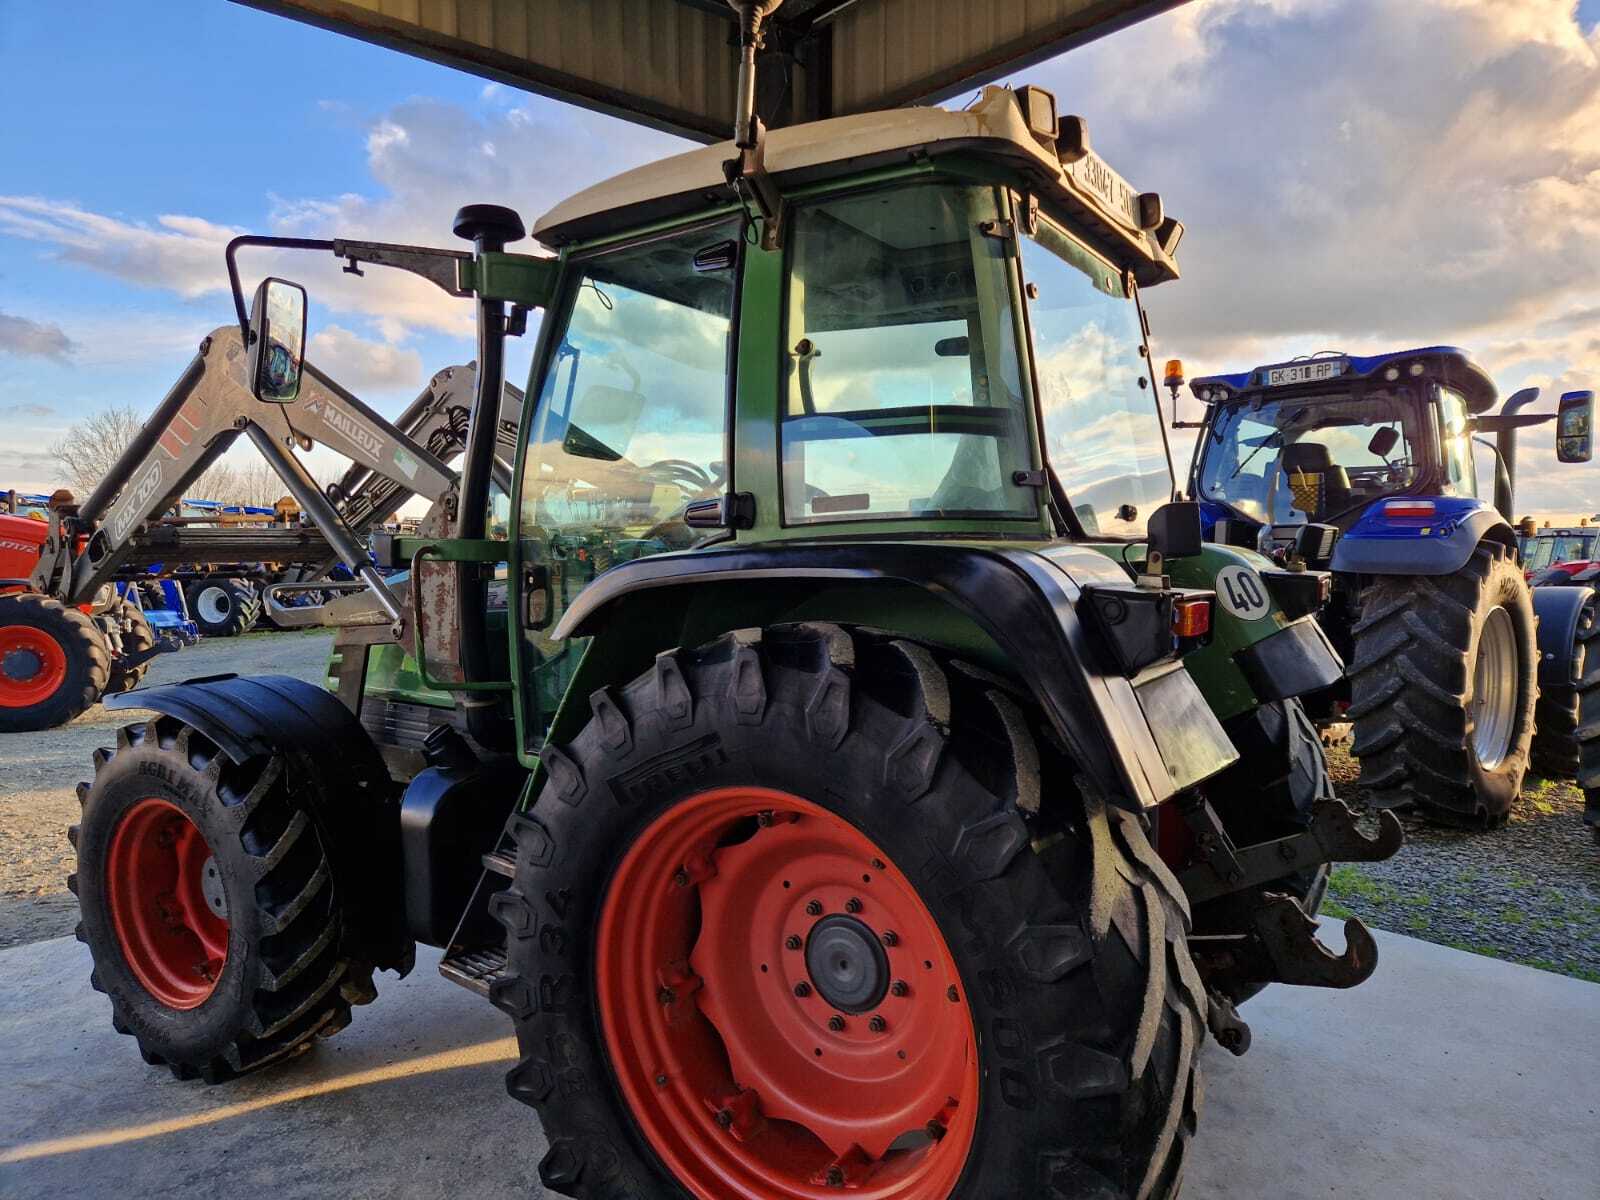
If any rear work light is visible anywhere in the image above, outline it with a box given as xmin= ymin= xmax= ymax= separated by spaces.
xmin=1172 ymin=597 xmax=1212 ymax=639
xmin=1384 ymin=500 xmax=1436 ymax=518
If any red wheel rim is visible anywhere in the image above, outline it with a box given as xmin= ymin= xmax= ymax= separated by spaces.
xmin=105 ymin=798 xmax=229 ymax=1009
xmin=0 ymin=625 xmax=67 ymax=708
xmin=596 ymin=787 xmax=979 ymax=1200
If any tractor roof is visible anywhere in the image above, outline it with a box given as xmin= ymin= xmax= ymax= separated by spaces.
xmin=1190 ymin=346 xmax=1499 ymax=414
xmin=534 ymin=85 xmax=1182 ymax=286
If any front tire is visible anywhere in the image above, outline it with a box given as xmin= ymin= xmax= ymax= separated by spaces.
xmin=495 ymin=624 xmax=1205 ymax=1200
xmin=185 ymin=578 xmax=261 ymax=638
xmin=69 ymin=716 xmax=378 ymax=1080
xmin=0 ymin=592 xmax=110 ymax=731
xmin=1348 ymin=545 xmax=1536 ymax=825
xmin=103 ymin=597 xmax=155 ymax=695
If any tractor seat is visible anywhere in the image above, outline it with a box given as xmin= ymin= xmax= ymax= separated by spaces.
xmin=1281 ymin=442 xmax=1353 ymax=516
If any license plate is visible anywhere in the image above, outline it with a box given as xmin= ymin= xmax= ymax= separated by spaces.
xmin=1266 ymin=360 xmax=1347 ymax=387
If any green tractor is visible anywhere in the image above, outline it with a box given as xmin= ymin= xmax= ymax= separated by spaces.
xmin=64 ymin=59 xmax=1398 ymax=1200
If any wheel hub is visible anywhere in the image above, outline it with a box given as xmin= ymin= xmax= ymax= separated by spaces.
xmin=2 ymin=647 xmax=43 ymax=682
xmin=806 ymin=914 xmax=889 ymax=1013
xmin=596 ymin=786 xmax=978 ymax=1200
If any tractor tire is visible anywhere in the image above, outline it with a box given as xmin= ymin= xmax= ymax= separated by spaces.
xmin=1191 ymin=698 xmax=1332 ymax=1006
xmin=186 ymin=578 xmax=261 ymax=638
xmin=495 ymin=624 xmax=1206 ymax=1200
xmin=103 ymin=598 xmax=155 ymax=695
xmin=0 ymin=592 xmax=111 ymax=732
xmin=1348 ymin=544 xmax=1537 ymax=826
xmin=69 ymin=715 xmax=379 ymax=1081
xmin=1530 ymin=591 xmax=1600 ymax=787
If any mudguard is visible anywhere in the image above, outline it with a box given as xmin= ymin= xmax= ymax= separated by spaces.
xmin=107 ymin=674 xmax=412 ymax=973
xmin=549 ymin=541 xmax=1239 ymax=811
xmin=1331 ymin=496 xmax=1515 ymax=576
xmin=1530 ymin=584 xmax=1597 ymax=689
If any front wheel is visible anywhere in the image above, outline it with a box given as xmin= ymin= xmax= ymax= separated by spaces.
xmin=185 ymin=578 xmax=261 ymax=638
xmin=0 ymin=592 xmax=109 ymax=731
xmin=495 ymin=625 xmax=1204 ymax=1200
xmin=103 ymin=597 xmax=155 ymax=695
xmin=1348 ymin=545 xmax=1536 ymax=826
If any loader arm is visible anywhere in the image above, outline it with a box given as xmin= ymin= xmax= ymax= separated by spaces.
xmin=35 ymin=325 xmax=459 ymax=627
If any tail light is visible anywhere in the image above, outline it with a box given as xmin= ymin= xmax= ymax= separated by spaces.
xmin=1384 ymin=500 xmax=1436 ymax=518
xmin=1172 ymin=597 xmax=1212 ymax=639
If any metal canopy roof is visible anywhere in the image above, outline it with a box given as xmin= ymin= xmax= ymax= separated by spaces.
xmin=236 ymin=0 xmax=1186 ymax=141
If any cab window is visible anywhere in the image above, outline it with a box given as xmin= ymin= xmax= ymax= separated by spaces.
xmin=1438 ymin=387 xmax=1476 ymax=496
xmin=779 ymin=184 xmax=1034 ymax=523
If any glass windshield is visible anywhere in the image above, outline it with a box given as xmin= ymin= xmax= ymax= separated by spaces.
xmin=1525 ymin=533 xmax=1597 ymax=569
xmin=1438 ymin=387 xmax=1476 ymax=497
xmin=521 ymin=221 xmax=738 ymax=568
xmin=1196 ymin=389 xmax=1425 ymax=523
xmin=780 ymin=184 xmax=1034 ymax=522
xmin=1023 ymin=220 xmax=1171 ymax=538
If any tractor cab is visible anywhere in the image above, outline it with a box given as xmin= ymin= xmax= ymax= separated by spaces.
xmin=1185 ymin=348 xmax=1595 ymax=560
xmin=1187 ymin=348 xmax=1498 ymax=539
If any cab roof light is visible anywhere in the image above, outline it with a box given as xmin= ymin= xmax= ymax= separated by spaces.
xmin=1056 ymin=114 xmax=1090 ymax=164
xmin=1384 ymin=500 xmax=1436 ymax=518
xmin=1172 ymin=597 xmax=1212 ymax=640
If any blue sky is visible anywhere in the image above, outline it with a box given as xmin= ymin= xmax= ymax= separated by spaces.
xmin=4 ymin=0 xmax=1600 ymax=515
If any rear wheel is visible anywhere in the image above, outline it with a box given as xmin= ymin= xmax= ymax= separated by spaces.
xmin=496 ymin=624 xmax=1205 ymax=1200
xmin=103 ymin=598 xmax=154 ymax=695
xmin=70 ymin=716 xmax=378 ymax=1080
xmin=1530 ymin=591 xmax=1600 ymax=787
xmin=1348 ymin=545 xmax=1536 ymax=825
xmin=0 ymin=592 xmax=109 ymax=731
xmin=186 ymin=578 xmax=260 ymax=638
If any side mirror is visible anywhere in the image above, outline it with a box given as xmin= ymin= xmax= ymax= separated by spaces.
xmin=1147 ymin=500 xmax=1204 ymax=573
xmin=1367 ymin=426 xmax=1400 ymax=458
xmin=247 ymin=277 xmax=307 ymax=403
xmin=1557 ymin=390 xmax=1593 ymax=464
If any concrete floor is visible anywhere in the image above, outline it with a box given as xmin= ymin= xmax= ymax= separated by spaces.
xmin=1 ymin=928 xmax=1594 ymax=1199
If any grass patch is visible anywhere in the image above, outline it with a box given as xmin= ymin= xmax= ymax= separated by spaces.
xmin=1326 ymin=865 xmax=1397 ymax=905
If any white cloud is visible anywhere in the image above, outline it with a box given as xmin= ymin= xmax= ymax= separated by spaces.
xmin=307 ymin=324 xmax=425 ymax=393
xmin=0 ymin=310 xmax=75 ymax=360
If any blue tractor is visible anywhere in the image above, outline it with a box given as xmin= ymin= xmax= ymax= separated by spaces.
xmin=1176 ymin=347 xmax=1597 ymax=827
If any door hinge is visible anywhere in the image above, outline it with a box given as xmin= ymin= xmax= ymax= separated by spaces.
xmin=1012 ymin=469 xmax=1048 ymax=488
xmin=685 ymin=492 xmax=756 ymax=531
xmin=979 ymin=219 xmax=1015 ymax=241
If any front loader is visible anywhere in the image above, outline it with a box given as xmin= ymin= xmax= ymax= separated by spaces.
xmin=67 ymin=35 xmax=1398 ymax=1200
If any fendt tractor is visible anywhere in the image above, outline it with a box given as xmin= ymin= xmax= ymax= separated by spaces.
xmin=52 ymin=27 xmax=1401 ymax=1198
xmin=1176 ymin=349 xmax=1597 ymax=828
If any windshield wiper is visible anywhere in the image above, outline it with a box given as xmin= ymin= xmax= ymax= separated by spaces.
xmin=1228 ymin=407 xmax=1309 ymax=480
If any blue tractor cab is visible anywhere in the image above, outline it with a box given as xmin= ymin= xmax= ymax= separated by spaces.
xmin=1174 ymin=347 xmax=1598 ymax=828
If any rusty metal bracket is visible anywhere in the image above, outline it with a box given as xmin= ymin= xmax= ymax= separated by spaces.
xmin=1179 ymin=797 xmax=1403 ymax=905
xmin=1190 ymin=892 xmax=1380 ymax=990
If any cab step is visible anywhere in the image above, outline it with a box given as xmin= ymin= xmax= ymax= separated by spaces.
xmin=482 ymin=849 xmax=515 ymax=879
xmin=438 ymin=946 xmax=509 ymax=997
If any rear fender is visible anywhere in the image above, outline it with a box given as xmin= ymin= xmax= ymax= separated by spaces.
xmin=546 ymin=543 xmax=1239 ymax=811
xmin=107 ymin=674 xmax=412 ymax=973
xmin=1530 ymin=584 xmax=1596 ymax=689
xmin=1332 ymin=498 xmax=1515 ymax=576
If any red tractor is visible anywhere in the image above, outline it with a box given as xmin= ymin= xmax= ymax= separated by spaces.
xmin=0 ymin=509 xmax=159 ymax=730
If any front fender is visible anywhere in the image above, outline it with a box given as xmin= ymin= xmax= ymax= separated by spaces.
xmin=1530 ymin=584 xmax=1597 ymax=688
xmin=552 ymin=542 xmax=1239 ymax=810
xmin=1331 ymin=497 xmax=1515 ymax=576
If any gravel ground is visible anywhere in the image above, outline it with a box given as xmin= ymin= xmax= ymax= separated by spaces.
xmin=1324 ymin=745 xmax=1600 ymax=982
xmin=3 ymin=636 xmax=1596 ymax=981
xmin=0 ymin=628 xmax=334 ymax=950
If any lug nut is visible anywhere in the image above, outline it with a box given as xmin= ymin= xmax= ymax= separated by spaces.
xmin=794 ymin=981 xmax=812 ymax=998
xmin=825 ymin=1165 xmax=845 ymax=1188
xmin=869 ymin=1015 xmax=887 ymax=1033
xmin=785 ymin=934 xmax=803 ymax=950
xmin=946 ymin=985 xmax=959 ymax=1003
xmin=828 ymin=1015 xmax=846 ymax=1032
xmin=756 ymin=810 xmax=774 ymax=827
xmin=672 ymin=868 xmax=690 ymax=888
xmin=925 ymin=1119 xmax=946 ymax=1141
xmin=805 ymin=900 xmax=823 ymax=916
xmin=881 ymin=930 xmax=899 ymax=947
xmin=891 ymin=980 xmax=909 ymax=997
xmin=715 ymin=1108 xmax=733 ymax=1129
xmin=845 ymin=897 xmax=863 ymax=914
xmin=657 ymin=987 xmax=677 ymax=1006
xmin=871 ymin=858 xmax=886 ymax=870
xmin=655 ymin=1073 xmax=669 ymax=1087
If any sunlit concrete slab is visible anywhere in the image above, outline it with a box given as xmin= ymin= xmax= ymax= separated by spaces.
xmin=2 ymin=929 xmax=1594 ymax=1198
